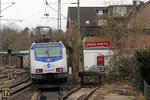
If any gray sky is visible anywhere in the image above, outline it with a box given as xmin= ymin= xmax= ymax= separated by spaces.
xmin=1 ymin=0 xmax=147 ymax=31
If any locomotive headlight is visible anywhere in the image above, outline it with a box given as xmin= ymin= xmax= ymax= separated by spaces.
xmin=36 ymin=69 xmax=43 ymax=73
xmin=56 ymin=68 xmax=63 ymax=72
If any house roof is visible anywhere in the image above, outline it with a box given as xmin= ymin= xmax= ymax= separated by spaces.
xmin=67 ymin=5 xmax=133 ymax=28
xmin=108 ymin=5 xmax=132 ymax=7
xmin=127 ymin=1 xmax=150 ymax=21
xmin=67 ymin=7 xmax=107 ymax=27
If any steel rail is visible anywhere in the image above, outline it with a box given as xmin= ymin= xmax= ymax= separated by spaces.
xmin=9 ymin=77 xmax=30 ymax=89
xmin=77 ymin=94 xmax=87 ymax=100
xmin=77 ymin=86 xmax=100 ymax=100
xmin=57 ymin=88 xmax=63 ymax=100
xmin=37 ymin=88 xmax=62 ymax=100
xmin=36 ymin=90 xmax=42 ymax=100
xmin=63 ymin=86 xmax=82 ymax=99
xmin=10 ymin=81 xmax=33 ymax=96
xmin=0 ymin=77 xmax=31 ymax=92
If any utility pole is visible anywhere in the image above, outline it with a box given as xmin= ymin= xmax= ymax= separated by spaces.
xmin=58 ymin=0 xmax=61 ymax=34
xmin=77 ymin=0 xmax=81 ymax=71
xmin=0 ymin=0 xmax=2 ymax=66
xmin=77 ymin=0 xmax=80 ymax=31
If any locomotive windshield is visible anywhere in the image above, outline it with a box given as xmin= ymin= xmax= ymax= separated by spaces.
xmin=34 ymin=44 xmax=62 ymax=58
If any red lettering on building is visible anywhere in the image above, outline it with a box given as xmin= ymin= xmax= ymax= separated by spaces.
xmin=85 ymin=41 xmax=111 ymax=48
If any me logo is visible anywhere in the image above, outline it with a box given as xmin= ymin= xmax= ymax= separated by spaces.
xmin=45 ymin=63 xmax=51 ymax=68
xmin=44 ymin=63 xmax=55 ymax=68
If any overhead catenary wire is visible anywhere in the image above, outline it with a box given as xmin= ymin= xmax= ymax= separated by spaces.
xmin=43 ymin=0 xmax=50 ymax=18
xmin=0 ymin=0 xmax=24 ymax=22
xmin=7 ymin=0 xmax=24 ymax=20
xmin=1 ymin=18 xmax=22 ymax=22
xmin=0 ymin=2 xmax=15 ymax=13
xmin=42 ymin=0 xmax=52 ymax=28
xmin=11 ymin=4 xmax=25 ymax=20
xmin=45 ymin=2 xmax=77 ymax=5
xmin=45 ymin=0 xmax=75 ymax=24
xmin=0 ymin=3 xmax=13 ymax=4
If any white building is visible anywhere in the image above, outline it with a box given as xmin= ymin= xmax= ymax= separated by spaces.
xmin=83 ymin=41 xmax=114 ymax=71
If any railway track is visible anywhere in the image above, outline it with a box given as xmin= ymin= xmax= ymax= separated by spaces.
xmin=37 ymin=87 xmax=64 ymax=100
xmin=0 ymin=71 xmax=29 ymax=80
xmin=0 ymin=78 xmax=33 ymax=99
xmin=64 ymin=86 xmax=100 ymax=100
xmin=10 ymin=80 xmax=32 ymax=96
xmin=36 ymin=85 xmax=100 ymax=100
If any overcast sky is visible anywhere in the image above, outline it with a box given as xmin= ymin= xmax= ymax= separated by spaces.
xmin=1 ymin=0 xmax=147 ymax=31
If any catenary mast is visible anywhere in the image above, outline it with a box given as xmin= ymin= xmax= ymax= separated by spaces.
xmin=58 ymin=0 xmax=61 ymax=34
xmin=0 ymin=0 xmax=2 ymax=66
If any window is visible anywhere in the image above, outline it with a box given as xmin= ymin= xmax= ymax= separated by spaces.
xmin=35 ymin=44 xmax=62 ymax=58
xmin=96 ymin=10 xmax=103 ymax=16
xmin=35 ymin=47 xmax=48 ymax=58
xmin=97 ymin=20 xmax=107 ymax=26
xmin=85 ymin=20 xmax=90 ymax=24
xmin=113 ymin=6 xmax=127 ymax=17
xmin=48 ymin=47 xmax=62 ymax=57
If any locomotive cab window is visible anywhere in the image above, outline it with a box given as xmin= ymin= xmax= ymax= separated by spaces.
xmin=48 ymin=46 xmax=62 ymax=57
xmin=34 ymin=44 xmax=62 ymax=58
xmin=35 ymin=48 xmax=48 ymax=58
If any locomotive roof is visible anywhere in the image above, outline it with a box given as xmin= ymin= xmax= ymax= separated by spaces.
xmin=30 ymin=40 xmax=65 ymax=50
xmin=35 ymin=38 xmax=53 ymax=43
xmin=35 ymin=38 xmax=60 ymax=43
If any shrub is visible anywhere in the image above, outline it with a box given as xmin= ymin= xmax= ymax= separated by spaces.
xmin=106 ymin=56 xmax=137 ymax=85
xmin=135 ymin=49 xmax=150 ymax=92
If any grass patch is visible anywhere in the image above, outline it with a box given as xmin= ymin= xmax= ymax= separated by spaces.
xmin=0 ymin=79 xmax=14 ymax=85
xmin=97 ymin=84 xmax=113 ymax=99
xmin=96 ymin=82 xmax=139 ymax=100
xmin=0 ymin=80 xmax=8 ymax=85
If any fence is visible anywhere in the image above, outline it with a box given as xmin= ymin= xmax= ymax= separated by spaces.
xmin=144 ymin=80 xmax=150 ymax=100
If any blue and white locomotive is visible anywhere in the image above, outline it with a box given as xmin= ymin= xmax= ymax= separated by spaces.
xmin=29 ymin=40 xmax=67 ymax=83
